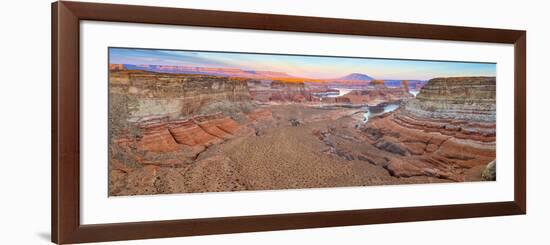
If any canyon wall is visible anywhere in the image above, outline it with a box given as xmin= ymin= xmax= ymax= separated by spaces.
xmin=359 ymin=77 xmax=496 ymax=181
xmin=338 ymin=80 xmax=413 ymax=106
xmin=109 ymin=70 xmax=275 ymax=194
xmin=248 ymin=80 xmax=315 ymax=103
xmin=110 ymin=70 xmax=252 ymax=119
xmin=404 ymin=77 xmax=496 ymax=122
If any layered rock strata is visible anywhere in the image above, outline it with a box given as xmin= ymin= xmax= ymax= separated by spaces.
xmin=404 ymin=77 xmax=496 ymax=122
xmin=360 ymin=77 xmax=496 ymax=180
xmin=249 ymin=80 xmax=314 ymax=103
xmin=108 ymin=70 xmax=498 ymax=196
xmin=110 ymin=70 xmax=252 ymax=118
xmin=109 ymin=108 xmax=275 ymax=195
xmin=352 ymin=80 xmax=413 ymax=106
xmin=319 ymin=80 xmax=413 ymax=106
xmin=154 ymin=113 xmax=254 ymax=151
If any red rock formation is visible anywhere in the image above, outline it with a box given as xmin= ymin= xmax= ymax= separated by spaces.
xmin=109 ymin=70 xmax=252 ymax=117
xmin=137 ymin=122 xmax=180 ymax=153
xmin=248 ymin=80 xmax=315 ymax=103
xmin=357 ymin=77 xmax=496 ymax=181
xmin=270 ymin=81 xmax=312 ymax=102
xmin=167 ymin=119 xmax=222 ymax=147
xmin=247 ymin=109 xmax=273 ymax=121
xmin=319 ymin=96 xmax=352 ymax=103
xmin=401 ymin=80 xmax=409 ymax=91
xmin=111 ymin=113 xmax=246 ymax=170
xmin=312 ymin=81 xmax=412 ymax=106
xmin=341 ymin=87 xmax=413 ymax=106
xmin=136 ymin=114 xmax=245 ymax=149
xmin=113 ymin=114 xmax=235 ymax=163
xmin=194 ymin=114 xmax=240 ymax=140
xmin=392 ymin=112 xmax=495 ymax=142
xmin=364 ymin=113 xmax=495 ymax=180
xmin=370 ymin=79 xmax=386 ymax=87
xmin=109 ymin=64 xmax=125 ymax=71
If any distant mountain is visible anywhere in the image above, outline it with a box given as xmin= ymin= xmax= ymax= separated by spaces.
xmin=307 ymin=73 xmax=375 ymax=88
xmin=338 ymin=73 xmax=374 ymax=81
xmin=111 ymin=64 xmax=293 ymax=79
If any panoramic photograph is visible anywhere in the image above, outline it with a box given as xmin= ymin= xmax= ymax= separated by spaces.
xmin=108 ymin=47 xmax=497 ymax=196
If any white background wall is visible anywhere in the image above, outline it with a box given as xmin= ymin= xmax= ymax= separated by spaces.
xmin=0 ymin=0 xmax=547 ymax=244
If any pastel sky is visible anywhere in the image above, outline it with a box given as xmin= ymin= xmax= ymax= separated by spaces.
xmin=109 ymin=47 xmax=496 ymax=80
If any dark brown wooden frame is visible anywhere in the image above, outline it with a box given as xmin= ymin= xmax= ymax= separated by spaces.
xmin=52 ymin=1 xmax=526 ymax=244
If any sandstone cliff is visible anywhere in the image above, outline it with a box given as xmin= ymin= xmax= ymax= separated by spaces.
xmin=361 ymin=77 xmax=496 ymax=180
xmin=109 ymin=70 xmax=262 ymax=189
xmin=110 ymin=70 xmax=252 ymax=118
xmin=339 ymin=80 xmax=413 ymax=106
xmin=249 ymin=80 xmax=314 ymax=103
xmin=404 ymin=76 xmax=496 ymax=122
xmin=108 ymin=70 xmax=498 ymax=196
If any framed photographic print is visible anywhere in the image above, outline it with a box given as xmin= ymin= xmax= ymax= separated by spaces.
xmin=52 ymin=1 xmax=526 ymax=244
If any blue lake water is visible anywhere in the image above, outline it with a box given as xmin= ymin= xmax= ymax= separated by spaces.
xmin=363 ymin=104 xmax=400 ymax=123
xmin=311 ymin=88 xmax=402 ymax=123
xmin=313 ymin=88 xmax=355 ymax=98
xmin=312 ymin=91 xmax=340 ymax=98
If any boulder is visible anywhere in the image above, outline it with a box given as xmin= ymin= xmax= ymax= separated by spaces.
xmin=482 ymin=160 xmax=496 ymax=181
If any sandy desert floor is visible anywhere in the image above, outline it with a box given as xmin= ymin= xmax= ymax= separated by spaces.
xmin=222 ymin=105 xmax=451 ymax=189
xmin=111 ymin=104 xmax=453 ymax=196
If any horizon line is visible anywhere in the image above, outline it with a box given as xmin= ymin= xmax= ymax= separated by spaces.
xmin=109 ymin=47 xmax=497 ymax=80
xmin=110 ymin=63 xmax=498 ymax=82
